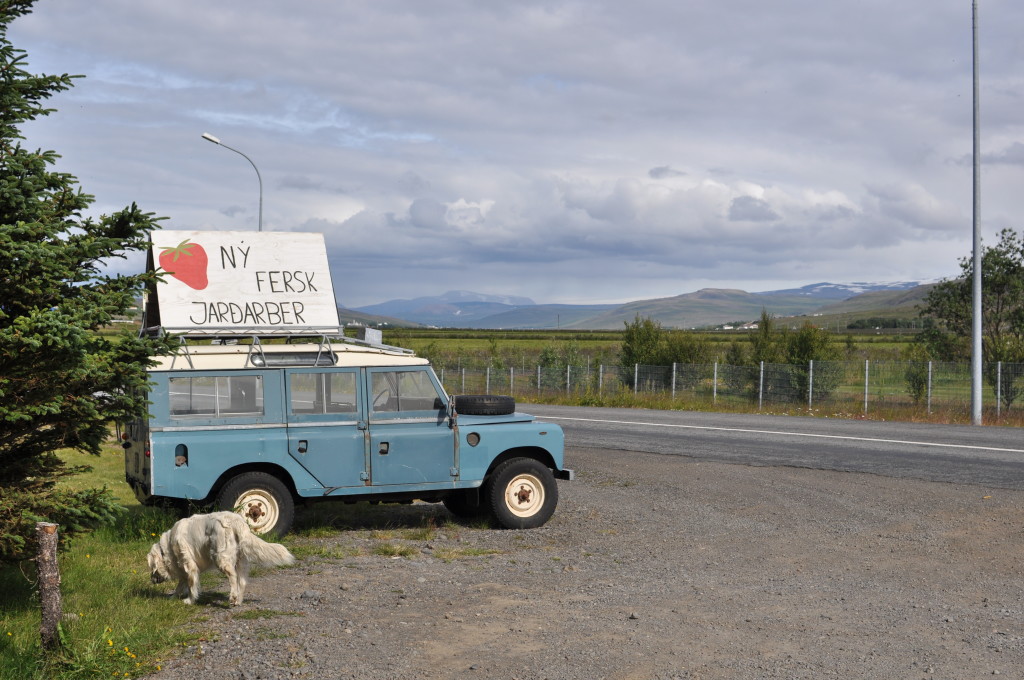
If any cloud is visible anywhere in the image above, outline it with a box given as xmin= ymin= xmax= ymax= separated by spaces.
xmin=278 ymin=175 xmax=323 ymax=191
xmin=728 ymin=196 xmax=780 ymax=222
xmin=649 ymin=166 xmax=686 ymax=179
xmin=219 ymin=205 xmax=247 ymax=218
xmin=9 ymin=0 xmax=1023 ymax=307
xmin=984 ymin=142 xmax=1024 ymax=167
xmin=408 ymin=198 xmax=447 ymax=231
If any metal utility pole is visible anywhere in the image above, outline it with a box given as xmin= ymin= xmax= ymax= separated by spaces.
xmin=971 ymin=0 xmax=983 ymax=425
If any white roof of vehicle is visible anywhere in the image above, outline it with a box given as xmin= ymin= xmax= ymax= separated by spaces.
xmin=150 ymin=341 xmax=429 ymax=371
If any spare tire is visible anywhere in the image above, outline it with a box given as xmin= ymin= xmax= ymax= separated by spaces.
xmin=454 ymin=394 xmax=516 ymax=416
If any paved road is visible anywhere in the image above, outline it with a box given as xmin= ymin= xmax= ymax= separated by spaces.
xmin=523 ymin=404 xmax=1024 ymax=489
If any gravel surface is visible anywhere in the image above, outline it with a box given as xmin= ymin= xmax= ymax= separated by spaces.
xmin=143 ymin=446 xmax=1024 ymax=680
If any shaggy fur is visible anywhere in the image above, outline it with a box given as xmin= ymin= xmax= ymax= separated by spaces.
xmin=147 ymin=511 xmax=295 ymax=605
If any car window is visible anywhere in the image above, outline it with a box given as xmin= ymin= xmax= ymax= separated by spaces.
xmin=371 ymin=370 xmax=443 ymax=413
xmin=290 ymin=372 xmax=358 ymax=415
xmin=169 ymin=376 xmax=263 ymax=417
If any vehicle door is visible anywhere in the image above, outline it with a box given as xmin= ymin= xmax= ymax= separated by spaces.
xmin=366 ymin=367 xmax=455 ymax=486
xmin=284 ymin=368 xmax=368 ymax=488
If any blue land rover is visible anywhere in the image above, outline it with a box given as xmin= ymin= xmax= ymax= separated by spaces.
xmin=123 ymin=336 xmax=572 ymax=535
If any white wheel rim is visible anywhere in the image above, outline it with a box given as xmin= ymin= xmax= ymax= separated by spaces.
xmin=504 ymin=473 xmax=544 ymax=518
xmin=234 ymin=490 xmax=280 ymax=534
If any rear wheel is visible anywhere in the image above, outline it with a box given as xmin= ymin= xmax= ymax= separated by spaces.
xmin=486 ymin=458 xmax=558 ymax=529
xmin=216 ymin=472 xmax=295 ymax=537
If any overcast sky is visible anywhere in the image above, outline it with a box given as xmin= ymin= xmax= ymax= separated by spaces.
xmin=9 ymin=1 xmax=1024 ymax=307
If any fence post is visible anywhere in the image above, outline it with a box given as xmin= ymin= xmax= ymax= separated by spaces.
xmin=672 ymin=362 xmax=677 ymax=400
xmin=599 ymin=364 xmax=604 ymax=394
xmin=537 ymin=365 xmax=541 ymax=395
xmin=997 ymin=361 xmax=1002 ymax=419
xmin=713 ymin=361 xmax=718 ymax=404
xmin=461 ymin=368 xmax=466 ymax=393
xmin=808 ymin=360 xmax=814 ymax=409
xmin=37 ymin=522 xmax=61 ymax=650
xmin=440 ymin=368 xmax=445 ymax=387
xmin=510 ymin=367 xmax=514 ymax=396
xmin=634 ymin=364 xmax=639 ymax=396
xmin=566 ymin=365 xmax=571 ymax=395
xmin=486 ymin=366 xmax=490 ymax=393
xmin=863 ymin=360 xmax=869 ymax=414
xmin=927 ymin=361 xmax=932 ymax=414
xmin=758 ymin=361 xmax=764 ymax=410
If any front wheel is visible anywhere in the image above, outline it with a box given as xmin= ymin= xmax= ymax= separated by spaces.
xmin=486 ymin=458 xmax=558 ymax=529
xmin=216 ymin=472 xmax=295 ymax=537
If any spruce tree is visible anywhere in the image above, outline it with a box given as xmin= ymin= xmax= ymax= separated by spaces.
xmin=0 ymin=0 xmax=176 ymax=562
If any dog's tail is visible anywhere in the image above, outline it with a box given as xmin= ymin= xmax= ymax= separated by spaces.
xmin=237 ymin=528 xmax=296 ymax=568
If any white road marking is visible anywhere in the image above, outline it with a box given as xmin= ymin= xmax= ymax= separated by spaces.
xmin=543 ymin=415 xmax=1024 ymax=455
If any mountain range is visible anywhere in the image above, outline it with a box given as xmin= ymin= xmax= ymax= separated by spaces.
xmin=342 ymin=281 xmax=938 ymax=330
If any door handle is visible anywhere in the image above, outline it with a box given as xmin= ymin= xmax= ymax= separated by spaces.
xmin=297 ymin=440 xmax=308 ymax=454
xmin=379 ymin=441 xmax=389 ymax=455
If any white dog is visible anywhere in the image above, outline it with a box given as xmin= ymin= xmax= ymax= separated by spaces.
xmin=147 ymin=511 xmax=295 ymax=605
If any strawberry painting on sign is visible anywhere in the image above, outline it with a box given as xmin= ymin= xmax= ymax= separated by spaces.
xmin=158 ymin=239 xmax=209 ymax=290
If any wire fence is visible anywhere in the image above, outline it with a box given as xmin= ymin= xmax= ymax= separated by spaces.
xmin=437 ymin=360 xmax=1024 ymax=418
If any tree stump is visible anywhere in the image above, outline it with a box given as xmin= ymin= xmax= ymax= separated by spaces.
xmin=36 ymin=522 xmax=62 ymax=650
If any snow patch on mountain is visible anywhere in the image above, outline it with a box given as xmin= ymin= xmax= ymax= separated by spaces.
xmin=755 ymin=281 xmax=937 ymax=300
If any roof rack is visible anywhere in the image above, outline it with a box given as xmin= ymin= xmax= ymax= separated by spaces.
xmin=142 ymin=323 xmax=414 ymax=371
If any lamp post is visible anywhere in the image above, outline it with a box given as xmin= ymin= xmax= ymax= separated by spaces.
xmin=201 ymin=132 xmax=263 ymax=231
xmin=970 ymin=0 xmax=982 ymax=425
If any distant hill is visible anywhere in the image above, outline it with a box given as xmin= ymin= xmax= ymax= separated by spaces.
xmin=336 ymin=307 xmax=422 ymax=329
xmin=474 ymin=304 xmax=617 ymax=329
xmin=351 ymin=281 xmax=938 ymax=330
xmin=573 ymin=289 xmax=825 ymax=329
xmin=355 ymin=290 xmax=535 ymax=327
xmin=757 ymin=281 xmax=936 ymax=300
xmin=811 ymin=283 xmax=936 ymax=316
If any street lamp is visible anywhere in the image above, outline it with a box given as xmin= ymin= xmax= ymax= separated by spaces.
xmin=201 ymin=132 xmax=263 ymax=231
xmin=970 ymin=0 xmax=982 ymax=425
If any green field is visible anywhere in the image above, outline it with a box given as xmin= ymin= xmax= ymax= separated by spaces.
xmin=382 ymin=327 xmax=919 ymax=368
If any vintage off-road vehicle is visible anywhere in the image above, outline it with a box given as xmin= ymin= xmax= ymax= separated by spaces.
xmin=123 ymin=335 xmax=572 ymax=536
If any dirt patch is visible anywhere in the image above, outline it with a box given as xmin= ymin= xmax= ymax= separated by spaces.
xmin=143 ymin=447 xmax=1024 ymax=679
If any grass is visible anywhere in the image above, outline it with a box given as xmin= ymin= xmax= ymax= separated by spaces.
xmin=0 ymin=445 xmax=203 ymax=680
xmin=382 ymin=327 xmax=920 ymax=368
xmin=431 ymin=546 xmax=503 ymax=562
xmin=371 ymin=542 xmax=419 ymax=558
xmin=230 ymin=609 xmax=303 ymax=621
xmin=518 ymin=385 xmax=1024 ymax=427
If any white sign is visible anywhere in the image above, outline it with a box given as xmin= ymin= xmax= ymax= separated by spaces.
xmin=149 ymin=230 xmax=340 ymax=334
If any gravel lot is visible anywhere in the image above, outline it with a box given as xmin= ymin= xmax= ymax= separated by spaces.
xmin=144 ymin=445 xmax=1024 ymax=680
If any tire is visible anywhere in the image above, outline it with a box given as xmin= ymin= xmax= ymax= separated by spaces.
xmin=454 ymin=394 xmax=515 ymax=416
xmin=442 ymin=489 xmax=488 ymax=519
xmin=485 ymin=458 xmax=558 ymax=529
xmin=216 ymin=472 xmax=295 ymax=537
